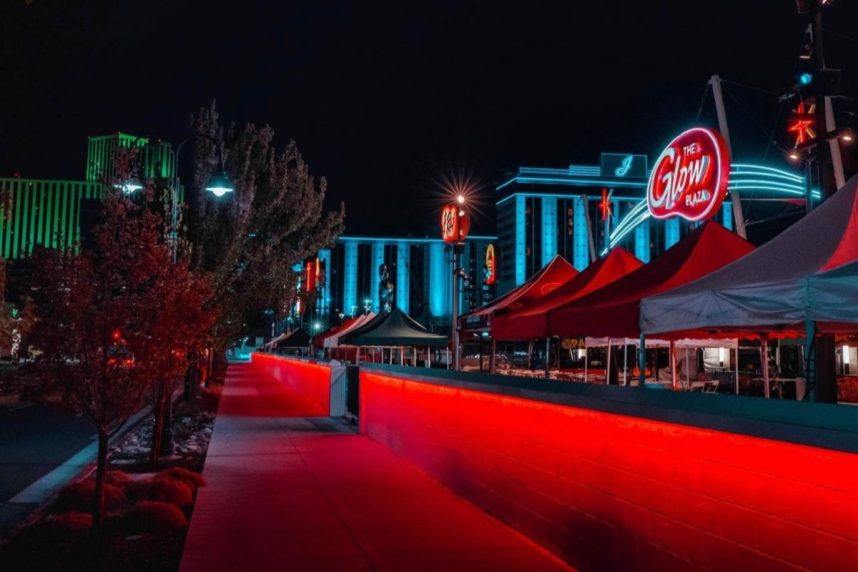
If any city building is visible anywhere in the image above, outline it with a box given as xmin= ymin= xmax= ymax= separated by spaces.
xmin=495 ymin=152 xmax=811 ymax=294
xmin=310 ymin=234 xmax=496 ymax=331
xmin=0 ymin=133 xmax=175 ymax=258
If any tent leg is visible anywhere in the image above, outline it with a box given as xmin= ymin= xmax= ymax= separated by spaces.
xmin=761 ymin=339 xmax=771 ymax=399
xmin=670 ymin=340 xmax=677 ymax=390
xmin=623 ymin=343 xmax=628 ymax=386
xmin=638 ymin=333 xmax=646 ymax=388
xmin=734 ymin=348 xmax=740 ymax=395
xmin=804 ymin=319 xmax=817 ymax=402
xmin=544 ymin=338 xmax=551 ymax=379
xmin=427 ymin=346 xmax=431 ymax=368
xmin=606 ymin=338 xmax=612 ymax=385
xmin=584 ymin=349 xmax=589 ymax=384
xmin=400 ymin=346 xmax=404 ymax=366
xmin=489 ymin=339 xmax=497 ymax=374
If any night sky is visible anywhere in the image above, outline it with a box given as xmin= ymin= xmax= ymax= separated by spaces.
xmin=3 ymin=1 xmax=857 ymax=235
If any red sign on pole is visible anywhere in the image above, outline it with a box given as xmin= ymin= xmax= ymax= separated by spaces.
xmin=441 ymin=203 xmax=470 ymax=244
xmin=646 ymin=127 xmax=730 ymax=222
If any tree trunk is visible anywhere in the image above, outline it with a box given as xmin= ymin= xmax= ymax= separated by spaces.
xmin=92 ymin=428 xmax=109 ymax=531
xmin=150 ymin=381 xmax=165 ymax=466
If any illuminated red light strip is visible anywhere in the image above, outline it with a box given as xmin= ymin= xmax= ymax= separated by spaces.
xmin=251 ymin=353 xmax=331 ymax=416
xmin=360 ymin=371 xmax=858 ymax=571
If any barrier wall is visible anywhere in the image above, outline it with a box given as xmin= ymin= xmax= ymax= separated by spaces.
xmin=251 ymin=353 xmax=331 ymax=417
xmin=359 ymin=366 xmax=858 ymax=571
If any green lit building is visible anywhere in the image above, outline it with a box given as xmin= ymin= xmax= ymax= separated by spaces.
xmin=0 ymin=133 xmax=175 ymax=258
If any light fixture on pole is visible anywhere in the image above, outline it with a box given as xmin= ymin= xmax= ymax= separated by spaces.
xmin=441 ymin=197 xmax=471 ymax=371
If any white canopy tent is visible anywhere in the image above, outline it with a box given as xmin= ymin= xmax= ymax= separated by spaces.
xmin=324 ymin=312 xmax=376 ymax=348
xmin=641 ymin=176 xmax=858 ymax=337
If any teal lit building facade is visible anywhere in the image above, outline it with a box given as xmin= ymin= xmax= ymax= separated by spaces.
xmin=0 ymin=133 xmax=175 ymax=258
xmin=495 ymin=152 xmax=809 ymax=295
xmin=317 ymin=235 xmax=496 ymax=330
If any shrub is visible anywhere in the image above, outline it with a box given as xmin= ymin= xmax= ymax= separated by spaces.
xmin=105 ymin=470 xmax=133 ymax=488
xmin=158 ymin=467 xmax=205 ymax=489
xmin=123 ymin=500 xmax=188 ymax=533
xmin=128 ymin=477 xmax=193 ymax=507
xmin=55 ymin=480 xmax=126 ymax=513
xmin=49 ymin=510 xmax=93 ymax=532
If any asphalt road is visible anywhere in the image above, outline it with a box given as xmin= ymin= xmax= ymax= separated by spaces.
xmin=0 ymin=403 xmax=94 ymax=537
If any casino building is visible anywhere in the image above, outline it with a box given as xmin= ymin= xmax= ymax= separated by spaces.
xmin=494 ymin=151 xmax=811 ymax=294
xmin=311 ymin=234 xmax=496 ymax=331
xmin=0 ymin=133 xmax=175 ymax=259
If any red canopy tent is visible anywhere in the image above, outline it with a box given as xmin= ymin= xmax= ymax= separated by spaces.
xmin=546 ymin=222 xmax=755 ymax=339
xmin=459 ymin=255 xmax=577 ymax=329
xmin=491 ymin=247 xmax=642 ymax=341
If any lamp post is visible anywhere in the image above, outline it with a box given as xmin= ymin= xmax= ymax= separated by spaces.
xmin=441 ymin=194 xmax=470 ymax=371
xmin=169 ymin=134 xmax=233 ymax=262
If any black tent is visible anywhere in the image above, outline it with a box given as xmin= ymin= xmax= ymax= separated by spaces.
xmin=278 ymin=328 xmax=310 ymax=348
xmin=339 ymin=308 xmax=449 ymax=347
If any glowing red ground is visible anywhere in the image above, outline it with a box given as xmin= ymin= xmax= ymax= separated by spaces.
xmin=179 ymin=363 xmax=569 ymax=571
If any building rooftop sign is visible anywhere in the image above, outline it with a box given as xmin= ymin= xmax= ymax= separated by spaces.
xmin=646 ymin=127 xmax=730 ymax=222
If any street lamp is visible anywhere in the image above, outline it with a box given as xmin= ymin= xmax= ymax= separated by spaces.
xmin=170 ymin=134 xmax=233 ymax=260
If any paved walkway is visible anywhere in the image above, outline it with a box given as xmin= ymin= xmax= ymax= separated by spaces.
xmin=180 ymin=363 xmax=569 ymax=571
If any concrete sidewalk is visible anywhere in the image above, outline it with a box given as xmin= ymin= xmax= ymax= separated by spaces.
xmin=180 ymin=363 xmax=569 ymax=571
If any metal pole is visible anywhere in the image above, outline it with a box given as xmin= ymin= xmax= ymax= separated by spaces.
xmin=451 ymin=246 xmax=461 ymax=371
xmin=804 ymin=319 xmax=817 ymax=402
xmin=761 ymin=339 xmax=771 ymax=399
xmin=544 ymin=338 xmax=550 ymax=379
xmin=638 ymin=333 xmax=646 ymax=387
xmin=583 ymin=348 xmax=588 ymax=383
xmin=489 ymin=338 xmax=497 ymax=374
xmin=605 ymin=338 xmax=612 ymax=385
xmin=622 ymin=342 xmax=628 ymax=386
xmin=669 ymin=340 xmax=677 ymax=390
xmin=734 ymin=348 xmax=740 ymax=395
xmin=427 ymin=346 xmax=431 ymax=368
xmin=709 ymin=74 xmax=747 ymax=239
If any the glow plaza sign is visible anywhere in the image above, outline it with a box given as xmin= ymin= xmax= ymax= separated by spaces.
xmin=646 ymin=127 xmax=730 ymax=222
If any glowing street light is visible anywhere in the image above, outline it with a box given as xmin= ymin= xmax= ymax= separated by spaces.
xmin=205 ymin=170 xmax=234 ymax=197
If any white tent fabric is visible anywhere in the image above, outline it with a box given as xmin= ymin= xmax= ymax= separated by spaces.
xmin=641 ymin=176 xmax=858 ymax=336
xmin=324 ymin=312 xmax=376 ymax=348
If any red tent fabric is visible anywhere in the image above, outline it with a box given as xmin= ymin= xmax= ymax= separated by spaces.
xmin=491 ymin=247 xmax=642 ymax=340
xmin=546 ymin=222 xmax=755 ymax=339
xmin=461 ymin=255 xmax=577 ymax=322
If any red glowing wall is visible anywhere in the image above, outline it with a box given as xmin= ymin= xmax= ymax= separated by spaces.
xmin=360 ymin=371 xmax=858 ymax=571
xmin=251 ymin=354 xmax=330 ymax=417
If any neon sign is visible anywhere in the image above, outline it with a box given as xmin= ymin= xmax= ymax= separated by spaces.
xmin=646 ymin=127 xmax=730 ymax=222
xmin=440 ymin=203 xmax=470 ymax=245
xmin=484 ymin=244 xmax=496 ymax=285
xmin=614 ymin=155 xmax=634 ymax=177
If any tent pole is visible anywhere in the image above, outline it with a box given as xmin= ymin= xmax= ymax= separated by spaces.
xmin=761 ymin=338 xmax=771 ymax=399
xmin=400 ymin=346 xmax=404 ymax=366
xmin=606 ymin=338 xmax=612 ymax=385
xmin=544 ymin=338 xmax=551 ymax=379
xmin=670 ymin=340 xmax=677 ymax=390
xmin=685 ymin=347 xmax=690 ymax=389
xmin=489 ymin=339 xmax=497 ymax=374
xmin=638 ymin=333 xmax=646 ymax=388
xmin=804 ymin=319 xmax=817 ymax=402
xmin=623 ymin=343 xmax=628 ymax=386
xmin=427 ymin=346 xmax=431 ymax=368
xmin=584 ymin=348 xmax=589 ymax=384
xmin=734 ymin=348 xmax=740 ymax=395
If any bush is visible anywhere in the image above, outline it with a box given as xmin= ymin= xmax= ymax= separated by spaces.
xmin=123 ymin=500 xmax=188 ymax=533
xmin=128 ymin=477 xmax=193 ymax=507
xmin=158 ymin=467 xmax=205 ymax=489
xmin=55 ymin=480 xmax=126 ymax=513
xmin=105 ymin=470 xmax=133 ymax=488
xmin=48 ymin=510 xmax=93 ymax=532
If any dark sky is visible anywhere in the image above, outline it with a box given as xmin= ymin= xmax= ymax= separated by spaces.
xmin=2 ymin=1 xmax=857 ymax=235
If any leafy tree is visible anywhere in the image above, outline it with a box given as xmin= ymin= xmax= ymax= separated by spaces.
xmin=28 ymin=165 xmax=214 ymax=529
xmin=185 ymin=102 xmax=344 ymax=362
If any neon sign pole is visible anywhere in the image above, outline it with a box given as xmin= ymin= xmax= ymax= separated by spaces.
xmin=441 ymin=197 xmax=470 ymax=371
